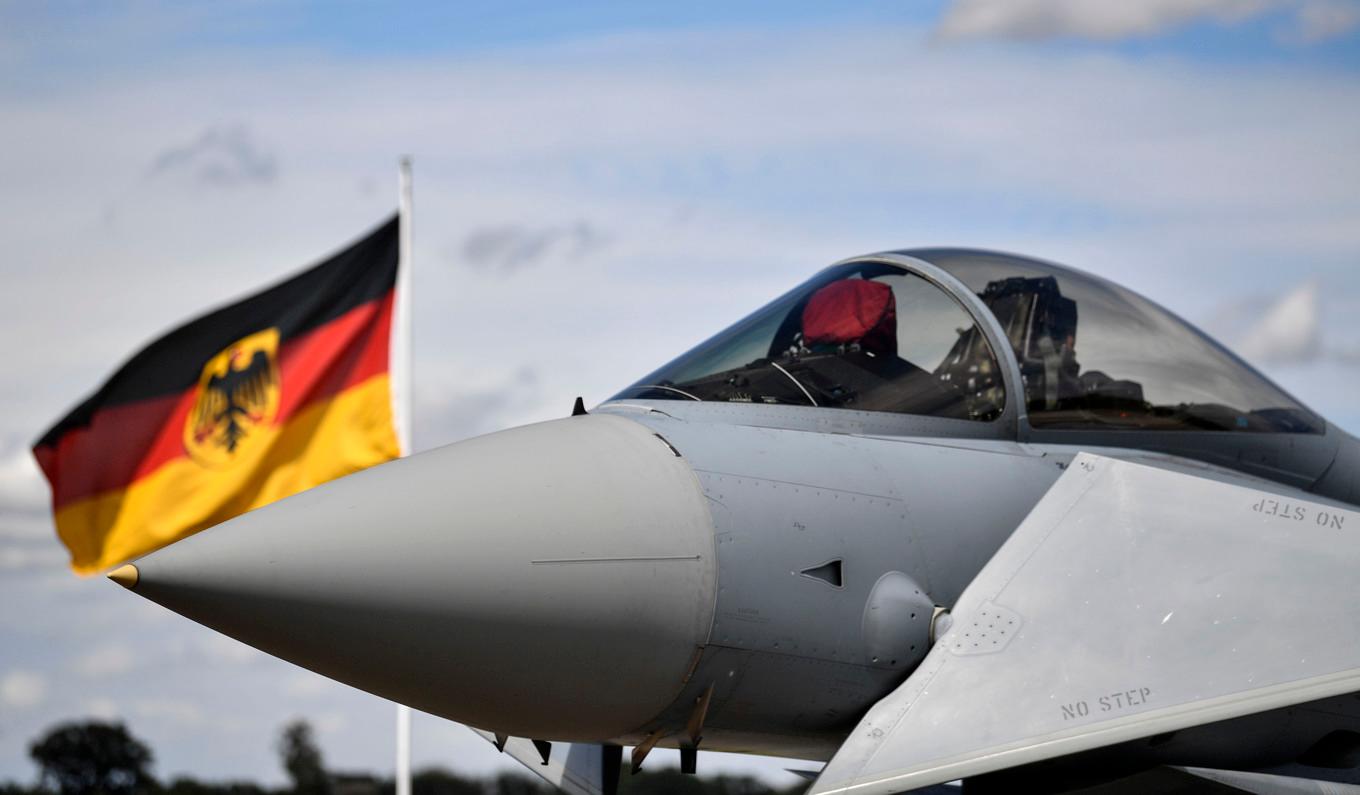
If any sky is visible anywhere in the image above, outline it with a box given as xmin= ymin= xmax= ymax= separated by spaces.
xmin=2 ymin=0 xmax=1360 ymax=788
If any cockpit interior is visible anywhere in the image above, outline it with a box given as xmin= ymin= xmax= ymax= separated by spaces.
xmin=614 ymin=250 xmax=1321 ymax=434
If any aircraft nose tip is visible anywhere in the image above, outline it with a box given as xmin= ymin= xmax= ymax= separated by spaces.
xmin=107 ymin=563 xmax=139 ymax=590
xmin=117 ymin=414 xmax=717 ymax=741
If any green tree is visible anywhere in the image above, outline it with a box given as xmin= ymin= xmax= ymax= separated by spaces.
xmin=618 ymin=769 xmax=708 ymax=795
xmin=162 ymin=776 xmax=269 ymax=795
xmin=407 ymin=768 xmax=482 ymax=795
xmin=28 ymin=720 xmax=156 ymax=795
xmin=489 ymin=771 xmax=550 ymax=795
xmin=707 ymin=774 xmax=793 ymax=795
xmin=277 ymin=720 xmax=330 ymax=795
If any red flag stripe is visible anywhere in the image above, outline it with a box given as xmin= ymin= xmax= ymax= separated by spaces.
xmin=36 ymin=291 xmax=394 ymax=511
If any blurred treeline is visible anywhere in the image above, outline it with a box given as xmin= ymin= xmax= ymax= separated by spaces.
xmin=0 ymin=720 xmax=809 ymax=795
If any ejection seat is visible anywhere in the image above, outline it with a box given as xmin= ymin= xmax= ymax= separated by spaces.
xmin=800 ymin=279 xmax=899 ymax=357
xmin=789 ymin=279 xmax=960 ymax=415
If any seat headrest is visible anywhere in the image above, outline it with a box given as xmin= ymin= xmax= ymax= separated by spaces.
xmin=802 ymin=279 xmax=897 ymax=355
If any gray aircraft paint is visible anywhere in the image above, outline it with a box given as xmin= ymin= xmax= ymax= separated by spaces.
xmin=121 ymin=414 xmax=717 ymax=740
xmin=468 ymin=732 xmax=615 ymax=795
xmin=595 ymin=410 xmax=1067 ymax=758
xmin=1175 ymin=766 xmax=1360 ymax=794
xmin=807 ymin=453 xmax=1360 ymax=795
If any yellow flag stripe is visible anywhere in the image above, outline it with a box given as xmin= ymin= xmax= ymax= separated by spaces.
xmin=56 ymin=374 xmax=400 ymax=575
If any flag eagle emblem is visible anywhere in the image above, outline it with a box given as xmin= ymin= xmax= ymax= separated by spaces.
xmin=183 ymin=327 xmax=281 ymax=467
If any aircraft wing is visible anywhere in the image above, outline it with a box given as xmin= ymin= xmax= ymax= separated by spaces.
xmin=470 ymin=730 xmax=619 ymax=795
xmin=810 ymin=452 xmax=1360 ymax=795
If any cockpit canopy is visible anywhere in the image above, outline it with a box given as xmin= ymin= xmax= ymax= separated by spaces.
xmin=616 ymin=261 xmax=1006 ymax=422
xmin=613 ymin=250 xmax=1322 ymax=434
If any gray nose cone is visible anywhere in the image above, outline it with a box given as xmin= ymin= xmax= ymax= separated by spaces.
xmin=119 ymin=414 xmax=718 ymax=741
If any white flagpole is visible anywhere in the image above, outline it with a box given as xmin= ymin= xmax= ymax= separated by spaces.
xmin=395 ymin=156 xmax=414 ymax=795
xmin=395 ymin=156 xmax=414 ymax=458
xmin=396 ymin=702 xmax=412 ymax=795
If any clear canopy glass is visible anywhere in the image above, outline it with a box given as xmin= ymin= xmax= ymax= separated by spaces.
xmin=615 ymin=252 xmax=1323 ymax=434
xmin=613 ymin=262 xmax=1006 ymax=422
xmin=915 ymin=250 xmax=1322 ymax=433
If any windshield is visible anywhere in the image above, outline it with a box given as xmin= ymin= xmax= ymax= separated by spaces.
xmin=912 ymin=250 xmax=1323 ymax=433
xmin=614 ymin=262 xmax=1005 ymax=421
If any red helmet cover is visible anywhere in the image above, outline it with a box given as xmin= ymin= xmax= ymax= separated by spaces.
xmin=802 ymin=279 xmax=897 ymax=355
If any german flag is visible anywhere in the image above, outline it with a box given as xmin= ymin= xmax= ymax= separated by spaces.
xmin=33 ymin=217 xmax=403 ymax=575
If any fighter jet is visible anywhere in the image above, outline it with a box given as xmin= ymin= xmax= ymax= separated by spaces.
xmin=108 ymin=249 xmax=1360 ymax=794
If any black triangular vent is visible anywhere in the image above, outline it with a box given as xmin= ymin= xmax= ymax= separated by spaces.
xmin=799 ymin=559 xmax=843 ymax=588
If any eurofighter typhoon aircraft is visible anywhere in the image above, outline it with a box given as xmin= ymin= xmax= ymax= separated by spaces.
xmin=110 ymin=250 xmax=1360 ymax=794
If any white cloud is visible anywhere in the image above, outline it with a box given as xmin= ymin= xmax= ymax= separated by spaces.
xmin=133 ymin=697 xmax=206 ymax=727
xmin=72 ymin=641 xmax=138 ymax=678
xmin=1210 ymin=278 xmax=1360 ymax=378
xmin=284 ymin=672 xmax=335 ymax=698
xmin=0 ymin=542 xmax=64 ymax=569
xmin=935 ymin=0 xmax=1360 ymax=42
xmin=1285 ymin=0 xmax=1360 ymax=40
xmin=86 ymin=697 xmax=120 ymax=719
xmin=312 ymin=710 xmax=350 ymax=735
xmin=1237 ymin=280 xmax=1322 ymax=365
xmin=159 ymin=632 xmax=264 ymax=666
xmin=197 ymin=633 xmax=263 ymax=665
xmin=415 ymin=367 xmax=550 ymax=450
xmin=936 ymin=0 xmax=1268 ymax=40
xmin=1 ymin=669 xmax=48 ymax=709
xmin=0 ymin=446 xmax=47 ymax=517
